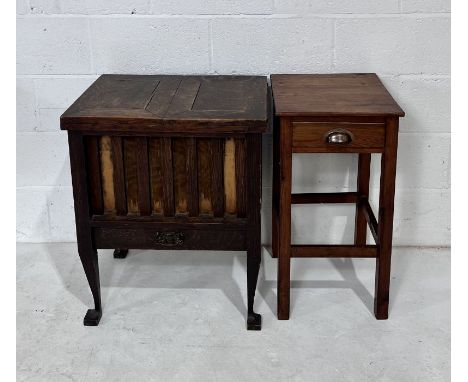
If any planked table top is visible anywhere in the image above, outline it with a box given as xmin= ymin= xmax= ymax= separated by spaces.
xmin=271 ymin=73 xmax=404 ymax=118
xmin=61 ymin=75 xmax=270 ymax=133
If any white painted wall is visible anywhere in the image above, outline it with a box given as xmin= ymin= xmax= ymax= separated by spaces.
xmin=16 ymin=1 xmax=450 ymax=246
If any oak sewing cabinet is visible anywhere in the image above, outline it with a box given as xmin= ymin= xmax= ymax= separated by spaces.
xmin=270 ymin=74 xmax=405 ymax=320
xmin=61 ymin=75 xmax=269 ymax=330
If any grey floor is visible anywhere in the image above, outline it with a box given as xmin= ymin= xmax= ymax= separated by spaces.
xmin=17 ymin=244 xmax=450 ymax=382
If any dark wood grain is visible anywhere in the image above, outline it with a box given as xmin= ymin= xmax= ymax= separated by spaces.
xmin=123 ymin=138 xmax=139 ymax=214
xmin=186 ymin=138 xmax=199 ymax=217
xmin=291 ymin=192 xmax=358 ymax=204
xmin=136 ymin=137 xmax=151 ymax=216
xmin=172 ymin=138 xmax=189 ymax=215
xmin=68 ymin=132 xmax=102 ymax=325
xmin=277 ymin=118 xmax=293 ymax=320
xmin=355 ymin=154 xmax=371 ymax=245
xmin=197 ymin=139 xmax=213 ymax=215
xmin=271 ymin=74 xmax=405 ymax=117
xmin=272 ymin=74 xmax=404 ymax=322
xmin=291 ymin=245 xmax=377 ymax=258
xmin=64 ymin=75 xmax=268 ymax=330
xmin=292 ymin=122 xmax=385 ymax=152
xmin=85 ymin=136 xmax=103 ymax=215
xmin=161 ymin=138 xmax=175 ymax=217
xmin=211 ymin=139 xmax=224 ymax=218
xmin=111 ymin=136 xmax=127 ymax=215
xmin=61 ymin=75 xmax=269 ymax=133
xmin=149 ymin=138 xmax=163 ymax=215
xmin=246 ymin=133 xmax=263 ymax=329
xmin=235 ymin=138 xmax=247 ymax=217
xmin=375 ymin=117 xmax=399 ymax=319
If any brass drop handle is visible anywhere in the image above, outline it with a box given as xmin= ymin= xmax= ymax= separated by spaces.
xmin=154 ymin=231 xmax=184 ymax=246
xmin=326 ymin=130 xmax=352 ymax=144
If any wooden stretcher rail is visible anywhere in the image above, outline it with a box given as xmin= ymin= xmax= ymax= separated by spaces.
xmin=291 ymin=245 xmax=378 ymax=258
xmin=361 ymin=199 xmax=379 ymax=244
xmin=291 ymin=192 xmax=359 ymax=204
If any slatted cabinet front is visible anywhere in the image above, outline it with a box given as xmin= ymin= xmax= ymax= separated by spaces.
xmin=86 ymin=135 xmax=248 ymax=220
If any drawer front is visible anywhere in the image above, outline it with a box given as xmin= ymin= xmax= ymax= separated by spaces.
xmin=292 ymin=122 xmax=385 ymax=152
xmin=93 ymin=227 xmax=247 ymax=251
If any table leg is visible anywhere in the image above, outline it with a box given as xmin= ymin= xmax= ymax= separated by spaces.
xmin=113 ymin=249 xmax=128 ymax=259
xmin=68 ymin=132 xmax=102 ymax=326
xmin=375 ymin=118 xmax=399 ymax=319
xmin=79 ymin=244 xmax=102 ymax=326
xmin=272 ymin=118 xmax=280 ymax=258
xmin=277 ymin=119 xmax=293 ymax=320
xmin=246 ymin=134 xmax=262 ymax=330
xmin=355 ymin=154 xmax=371 ymax=245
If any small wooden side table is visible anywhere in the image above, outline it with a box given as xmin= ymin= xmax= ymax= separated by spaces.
xmin=61 ymin=75 xmax=269 ymax=330
xmin=270 ymin=74 xmax=405 ymax=320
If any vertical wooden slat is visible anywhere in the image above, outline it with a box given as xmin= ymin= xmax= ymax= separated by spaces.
xmin=173 ymin=139 xmax=188 ymax=214
xmin=198 ymin=139 xmax=213 ymax=215
xmin=136 ymin=138 xmax=151 ymax=216
xmin=235 ymin=138 xmax=247 ymax=217
xmin=99 ymin=136 xmax=115 ymax=213
xmin=186 ymin=138 xmax=199 ymax=217
xmin=123 ymin=138 xmax=139 ymax=214
xmin=161 ymin=138 xmax=175 ymax=216
xmin=211 ymin=139 xmax=224 ymax=217
xmin=149 ymin=138 xmax=163 ymax=215
xmin=86 ymin=136 xmax=103 ymax=215
xmin=224 ymin=138 xmax=237 ymax=215
xmin=111 ymin=136 xmax=127 ymax=215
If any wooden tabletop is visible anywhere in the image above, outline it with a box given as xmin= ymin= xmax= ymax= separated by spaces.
xmin=61 ymin=75 xmax=269 ymax=133
xmin=271 ymin=74 xmax=404 ymax=117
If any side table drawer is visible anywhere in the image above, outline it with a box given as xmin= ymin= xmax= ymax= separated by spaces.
xmin=292 ymin=122 xmax=385 ymax=152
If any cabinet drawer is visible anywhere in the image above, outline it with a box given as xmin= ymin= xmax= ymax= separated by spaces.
xmin=93 ymin=226 xmax=247 ymax=251
xmin=292 ymin=122 xmax=385 ymax=153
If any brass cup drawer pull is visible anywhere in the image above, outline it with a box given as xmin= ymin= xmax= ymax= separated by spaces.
xmin=326 ymin=130 xmax=352 ymax=144
xmin=154 ymin=231 xmax=184 ymax=246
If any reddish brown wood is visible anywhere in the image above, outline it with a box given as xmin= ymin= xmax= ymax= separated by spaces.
xmin=271 ymin=74 xmax=404 ymax=321
xmin=362 ymin=199 xmax=379 ymax=244
xmin=292 ymin=122 xmax=385 ymax=152
xmin=355 ymin=154 xmax=371 ymax=245
xmin=277 ymin=118 xmax=293 ymax=320
xmin=271 ymin=74 xmax=405 ymax=117
xmin=375 ymin=117 xmax=399 ymax=319
xmin=271 ymin=116 xmax=280 ymax=259
xmin=291 ymin=245 xmax=377 ymax=258
xmin=291 ymin=192 xmax=358 ymax=204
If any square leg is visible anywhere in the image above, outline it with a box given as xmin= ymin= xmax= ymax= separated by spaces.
xmin=277 ymin=119 xmax=293 ymax=320
xmin=374 ymin=118 xmax=399 ymax=319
